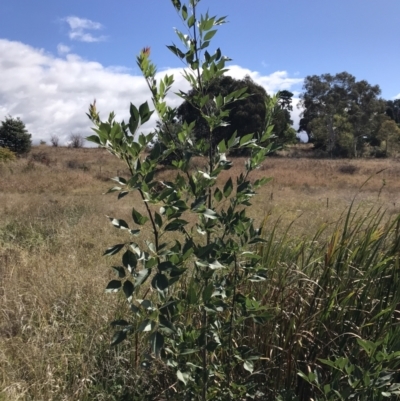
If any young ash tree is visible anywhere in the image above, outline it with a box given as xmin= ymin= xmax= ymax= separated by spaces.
xmin=87 ymin=1 xmax=276 ymax=399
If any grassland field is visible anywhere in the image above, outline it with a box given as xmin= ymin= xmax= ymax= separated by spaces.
xmin=2 ymin=144 xmax=400 ymax=400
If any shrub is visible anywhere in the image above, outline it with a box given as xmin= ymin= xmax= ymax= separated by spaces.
xmin=86 ymin=2 xmax=276 ymax=399
xmin=0 ymin=116 xmax=32 ymax=155
xmin=50 ymin=135 xmax=59 ymax=147
xmin=338 ymin=163 xmax=358 ymax=175
xmin=30 ymin=151 xmax=52 ymax=166
xmin=65 ymin=159 xmax=89 ymax=171
xmin=0 ymin=147 xmax=16 ymax=163
xmin=68 ymin=134 xmax=84 ymax=148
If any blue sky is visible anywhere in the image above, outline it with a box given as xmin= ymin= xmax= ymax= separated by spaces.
xmin=0 ymin=0 xmax=399 ymax=144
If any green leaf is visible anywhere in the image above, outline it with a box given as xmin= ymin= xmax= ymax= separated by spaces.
xmin=227 ymin=131 xmax=239 ymax=148
xmin=110 ymin=319 xmax=130 ymax=327
xmin=158 ymin=261 xmax=174 ymax=271
xmin=138 ymin=319 xmax=155 ymax=332
xmin=187 ymin=15 xmax=195 ymax=28
xmin=223 ymin=177 xmax=233 ymax=197
xmin=154 ymin=212 xmax=163 ymax=228
xmin=177 ymin=370 xmax=189 ymax=385
xmin=151 ymin=273 xmax=169 ymax=292
xmin=243 ymin=360 xmax=254 ymax=373
xmin=112 ymin=266 xmax=126 ymax=278
xmin=118 ymin=191 xmax=129 ymax=200
xmin=123 ymin=280 xmax=134 ymax=299
xmin=240 ymin=133 xmax=254 ymax=146
xmin=139 ymin=101 xmax=152 ymax=124
xmin=111 ymin=176 xmax=127 ymax=185
xmin=110 ymin=330 xmax=127 ymax=346
xmin=202 ymin=283 xmax=214 ymax=302
xmin=105 ymin=186 xmax=122 ymax=194
xmin=159 ymin=315 xmax=177 ymax=334
xmin=187 ymin=282 xmax=197 ymax=305
xmin=139 ymin=300 xmax=154 ymax=311
xmin=132 ymin=207 xmax=149 ymax=225
xmin=108 ymin=217 xmax=129 ymax=230
xmin=122 ymin=250 xmax=137 ymax=270
xmin=218 ymin=139 xmax=227 ymax=152
xmin=200 ymin=41 xmax=210 ymax=50
xmin=149 ymin=331 xmax=164 ymax=358
xmin=86 ymin=135 xmax=101 ymax=145
xmin=181 ymin=4 xmax=188 ymax=20
xmin=103 ymin=244 xmax=125 ymax=256
xmin=203 ymin=16 xmax=216 ymax=31
xmin=203 ymin=208 xmax=217 ymax=219
xmin=171 ymin=0 xmax=181 ymax=11
xmin=209 ymin=260 xmax=223 ymax=269
xmin=164 ymin=219 xmax=188 ymax=231
xmin=191 ymin=195 xmax=207 ymax=211
xmin=203 ymin=30 xmax=217 ymax=41
xmin=134 ymin=269 xmax=151 ymax=288
xmin=167 ymin=45 xmax=185 ymax=59
xmin=129 ymin=103 xmax=139 ymax=134
xmin=253 ymin=177 xmax=272 ymax=189
xmin=105 ymin=280 xmax=121 ymax=293
xmin=214 ymin=188 xmax=223 ymax=202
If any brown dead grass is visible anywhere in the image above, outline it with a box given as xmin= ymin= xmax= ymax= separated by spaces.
xmin=1 ymin=146 xmax=400 ymax=399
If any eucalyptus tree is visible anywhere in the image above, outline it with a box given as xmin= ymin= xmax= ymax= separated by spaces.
xmin=299 ymin=72 xmax=385 ymax=157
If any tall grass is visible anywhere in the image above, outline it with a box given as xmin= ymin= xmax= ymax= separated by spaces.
xmin=251 ymin=206 xmax=400 ymax=400
xmin=2 ymin=148 xmax=400 ymax=399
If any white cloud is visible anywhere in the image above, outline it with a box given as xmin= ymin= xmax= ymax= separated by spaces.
xmin=226 ymin=66 xmax=303 ymax=94
xmin=0 ymin=39 xmax=304 ymax=145
xmin=395 ymin=93 xmax=400 ymax=99
xmin=57 ymin=43 xmax=71 ymax=56
xmin=291 ymin=96 xmax=306 ymax=131
xmin=226 ymin=65 xmax=304 ymax=130
xmin=64 ymin=16 xmax=106 ymax=43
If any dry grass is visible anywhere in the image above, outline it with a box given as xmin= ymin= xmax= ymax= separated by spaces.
xmin=1 ymin=146 xmax=400 ymax=399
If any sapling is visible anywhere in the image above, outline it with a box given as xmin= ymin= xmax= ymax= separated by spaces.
xmin=87 ymin=1 xmax=276 ymax=399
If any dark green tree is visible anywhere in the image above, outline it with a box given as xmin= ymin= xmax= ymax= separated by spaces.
xmin=177 ymin=76 xmax=295 ymax=153
xmin=0 ymin=116 xmax=32 ymax=155
xmin=299 ymin=72 xmax=385 ymax=157
xmin=273 ymin=90 xmax=297 ymax=147
xmin=386 ymin=99 xmax=400 ymax=124
xmin=177 ymin=75 xmax=266 ymax=152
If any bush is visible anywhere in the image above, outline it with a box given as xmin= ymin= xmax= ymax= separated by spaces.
xmin=0 ymin=116 xmax=32 ymax=155
xmin=0 ymin=147 xmax=16 ymax=163
xmin=50 ymin=135 xmax=59 ymax=147
xmin=86 ymin=3 xmax=277 ymax=399
xmin=65 ymin=159 xmax=89 ymax=171
xmin=338 ymin=163 xmax=358 ymax=174
xmin=68 ymin=134 xmax=84 ymax=148
xmin=30 ymin=151 xmax=52 ymax=166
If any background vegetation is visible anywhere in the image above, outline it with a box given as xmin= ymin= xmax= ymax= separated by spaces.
xmin=2 ymin=147 xmax=400 ymax=400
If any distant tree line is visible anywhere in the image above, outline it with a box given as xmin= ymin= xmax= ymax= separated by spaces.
xmin=1 ymin=71 xmax=398 ymax=159
xmin=158 ymin=71 xmax=400 ymax=159
xmin=298 ymin=71 xmax=400 ymax=157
